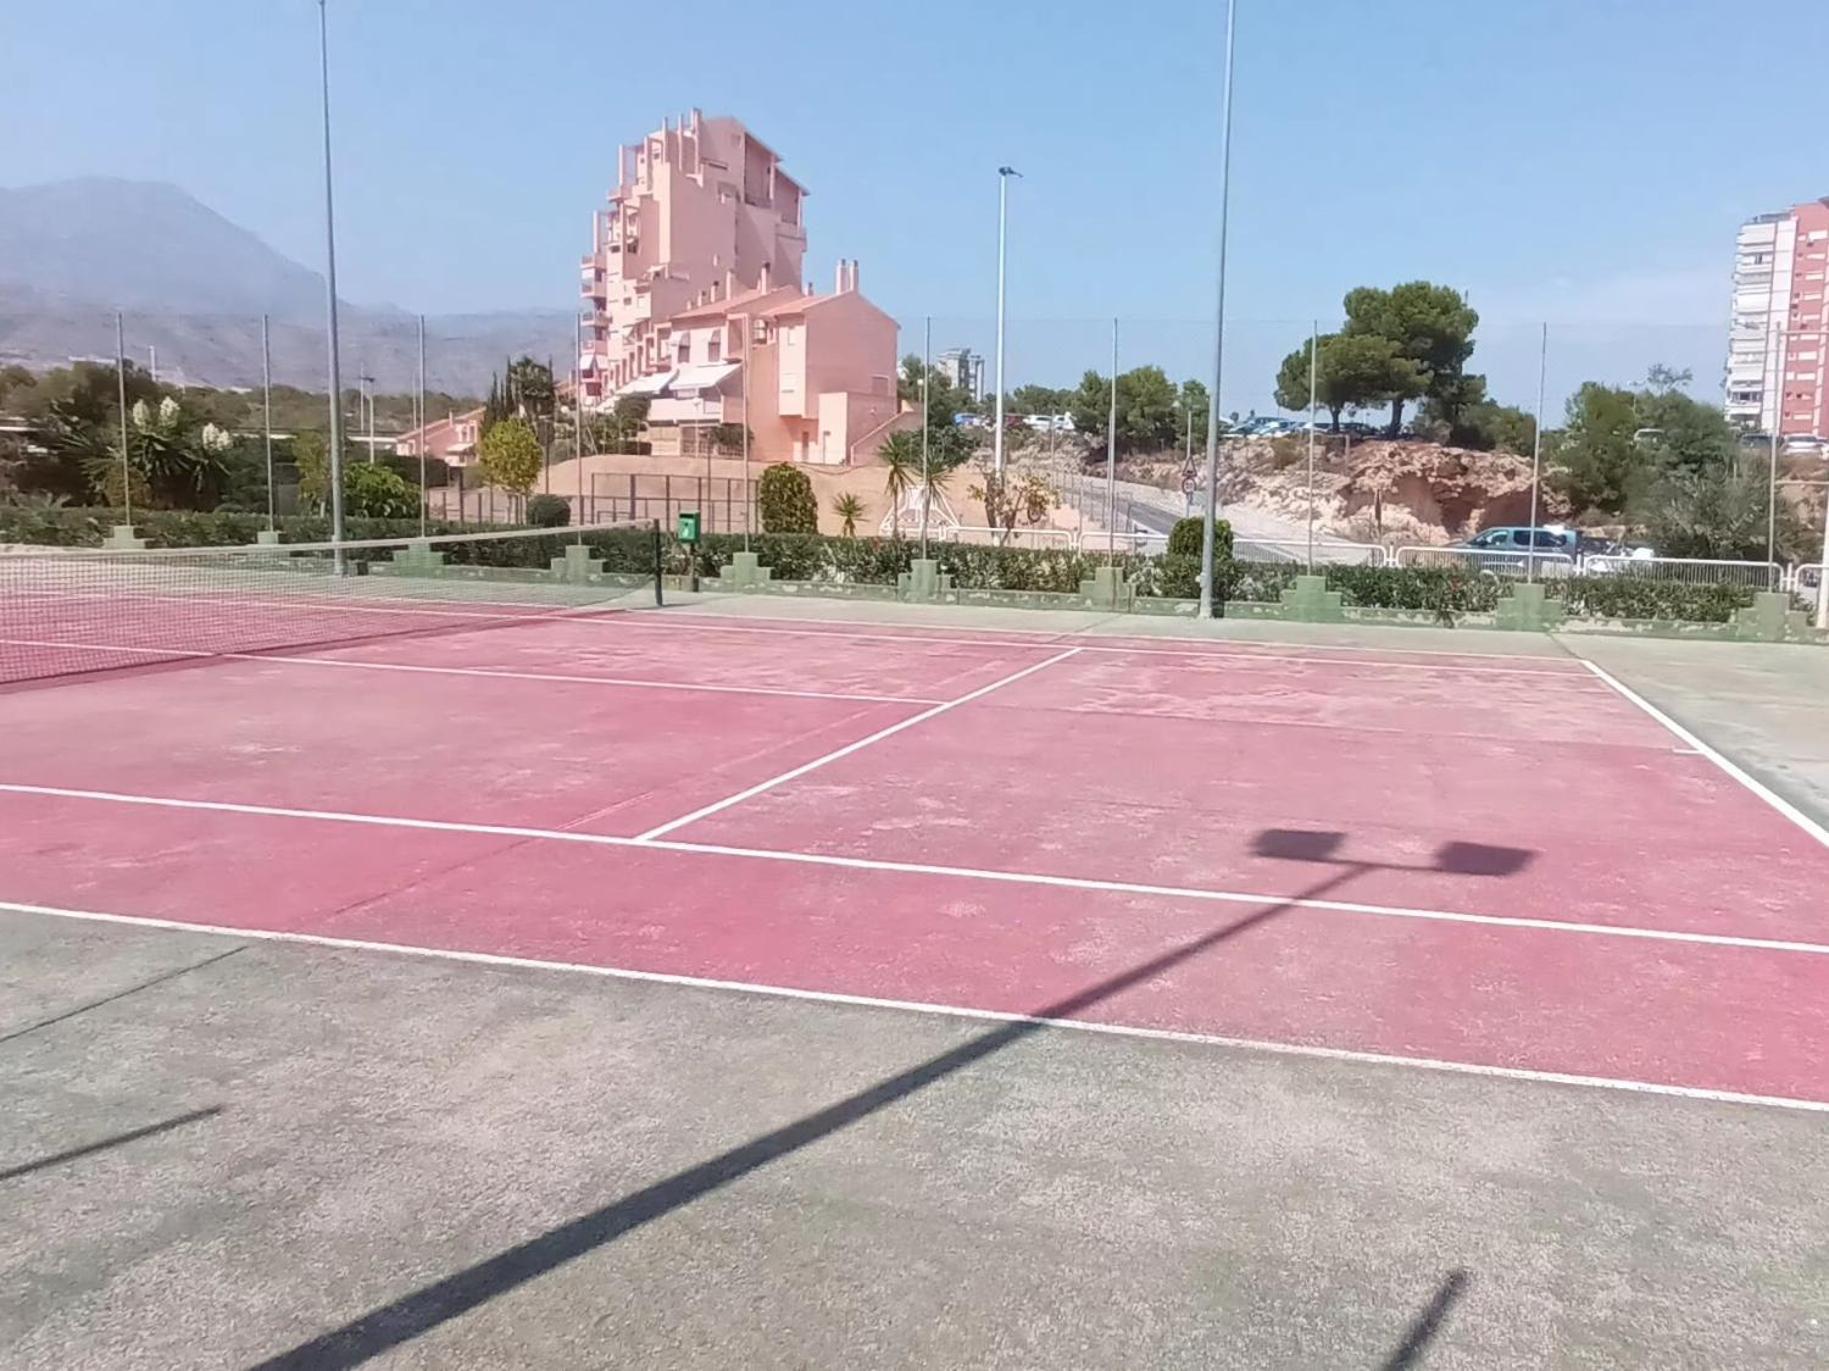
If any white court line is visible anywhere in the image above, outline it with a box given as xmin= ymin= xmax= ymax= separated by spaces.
xmin=612 ymin=617 xmax=1595 ymax=679
xmin=1581 ymin=659 xmax=1829 ymax=849
xmin=633 ymin=646 xmax=1086 ymax=841
xmin=5 ymin=895 xmax=1827 ymax=1116
xmin=661 ymin=607 xmax=1597 ymax=667
xmin=215 ymin=653 xmax=945 ymax=706
xmin=2 ymin=779 xmax=1827 ymax=958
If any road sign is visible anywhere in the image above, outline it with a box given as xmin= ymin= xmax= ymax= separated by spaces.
xmin=676 ymin=511 xmax=701 ymax=544
xmin=1180 ymin=474 xmax=1196 ymax=495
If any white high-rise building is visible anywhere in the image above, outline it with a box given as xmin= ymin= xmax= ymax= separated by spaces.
xmin=934 ymin=347 xmax=985 ymax=401
xmin=1725 ymin=198 xmax=1829 ymax=437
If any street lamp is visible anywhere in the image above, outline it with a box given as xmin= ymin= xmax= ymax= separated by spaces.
xmin=317 ymin=0 xmax=347 ymax=547
xmin=992 ymin=166 xmax=1021 ymax=479
xmin=1196 ymin=0 xmax=1238 ymax=618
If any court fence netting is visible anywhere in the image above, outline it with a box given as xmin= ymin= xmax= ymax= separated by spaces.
xmin=0 ymin=521 xmax=664 ymax=686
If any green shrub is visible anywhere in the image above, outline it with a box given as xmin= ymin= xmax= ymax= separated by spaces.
xmin=1167 ymin=515 xmax=1233 ymax=559
xmin=1561 ymin=576 xmax=1753 ymax=624
xmin=1324 ymin=564 xmax=1498 ymax=614
xmin=757 ymin=463 xmax=818 ymax=534
xmin=525 ymin=493 xmax=571 ymax=528
xmin=342 ymin=462 xmax=420 ymax=519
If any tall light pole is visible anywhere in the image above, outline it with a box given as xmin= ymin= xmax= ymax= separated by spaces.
xmin=262 ymin=313 xmax=275 ymax=530
xmin=992 ymin=166 xmax=1021 ymax=479
xmin=115 ymin=312 xmax=132 ymax=526
xmin=1766 ymin=322 xmax=1786 ymax=573
xmin=1196 ymin=0 xmax=1238 ymax=618
xmin=1304 ymin=318 xmax=1318 ymax=570
xmin=417 ymin=315 xmax=428 ymax=535
xmin=920 ymin=315 xmax=932 ymax=557
xmin=317 ymin=0 xmax=347 ymax=548
xmin=1526 ymin=322 xmax=1549 ymax=584
xmin=357 ymin=372 xmax=375 ymax=463
xmin=1105 ymin=318 xmax=1119 ymax=562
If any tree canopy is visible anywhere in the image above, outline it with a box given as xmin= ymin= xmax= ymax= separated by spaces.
xmin=477 ymin=417 xmax=543 ymax=497
xmin=1272 ymin=332 xmax=1423 ymax=431
xmin=1341 ymin=281 xmax=1480 ymax=433
xmin=1067 ymin=365 xmax=1183 ymax=455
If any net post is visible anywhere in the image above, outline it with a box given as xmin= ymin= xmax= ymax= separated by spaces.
xmin=652 ymin=518 xmax=664 ymax=607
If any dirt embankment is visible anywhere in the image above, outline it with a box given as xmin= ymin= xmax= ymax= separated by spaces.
xmin=1123 ymin=438 xmax=1569 ymax=545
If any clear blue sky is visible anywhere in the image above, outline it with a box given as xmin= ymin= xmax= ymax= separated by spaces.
xmin=4 ymin=0 xmax=1826 ymax=411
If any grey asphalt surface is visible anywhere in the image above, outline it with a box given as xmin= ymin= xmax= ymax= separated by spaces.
xmin=5 ymin=914 xmax=1828 ymax=1370
xmin=6 ymin=607 xmax=1829 ymax=1368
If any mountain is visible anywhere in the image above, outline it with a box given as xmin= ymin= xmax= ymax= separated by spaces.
xmin=0 ymin=178 xmax=571 ymax=394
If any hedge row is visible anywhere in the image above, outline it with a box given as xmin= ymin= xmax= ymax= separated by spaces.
xmin=0 ymin=508 xmax=1765 ymax=624
xmin=1559 ymin=576 xmax=1755 ymax=624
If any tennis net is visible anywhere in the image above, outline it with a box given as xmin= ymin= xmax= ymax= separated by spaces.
xmin=0 ymin=521 xmax=664 ymax=686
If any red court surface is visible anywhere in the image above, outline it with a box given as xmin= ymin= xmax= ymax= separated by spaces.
xmin=5 ymin=609 xmax=1829 ymax=1111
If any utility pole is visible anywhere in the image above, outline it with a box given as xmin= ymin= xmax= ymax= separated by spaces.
xmin=1105 ymin=318 xmax=1119 ymax=562
xmin=992 ymin=166 xmax=1021 ymax=479
xmin=1196 ymin=0 xmax=1239 ymax=618
xmin=317 ymin=0 xmax=347 ymax=548
xmin=115 ymin=312 xmax=133 ymax=526
xmin=262 ymin=314 xmax=275 ymax=530
xmin=1527 ymin=322 xmax=1548 ymax=583
xmin=1304 ymin=319 xmax=1318 ymax=570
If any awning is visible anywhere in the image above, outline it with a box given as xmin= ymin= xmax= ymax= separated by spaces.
xmin=578 ymin=351 xmax=598 ymax=372
xmin=618 ymin=369 xmax=675 ymax=396
xmin=669 ymin=362 xmax=740 ymax=393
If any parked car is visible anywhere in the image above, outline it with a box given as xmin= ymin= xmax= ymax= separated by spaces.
xmin=1460 ymin=527 xmax=1576 ymax=555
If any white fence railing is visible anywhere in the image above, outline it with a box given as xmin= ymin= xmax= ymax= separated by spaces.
xmin=1235 ymin=538 xmax=1389 ymax=567
xmin=937 ymin=525 xmax=1079 ymax=549
xmin=1394 ymin=546 xmax=1577 ymax=577
xmin=1784 ymin=563 xmax=1824 ymax=594
xmin=1582 ymin=555 xmax=1780 ymax=588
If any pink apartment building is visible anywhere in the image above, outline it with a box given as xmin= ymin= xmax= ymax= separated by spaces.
xmin=579 ymin=110 xmax=903 ymax=464
xmin=393 ymin=406 xmax=484 ymax=468
xmin=1727 ymin=197 xmax=1829 ymax=439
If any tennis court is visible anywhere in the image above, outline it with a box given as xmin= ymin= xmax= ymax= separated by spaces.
xmin=4 ymin=535 xmax=1828 ymax=1108
xmin=6 ymin=534 xmax=1829 ymax=1366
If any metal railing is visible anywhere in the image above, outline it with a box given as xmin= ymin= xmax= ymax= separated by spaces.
xmin=937 ymin=525 xmax=1078 ymax=549
xmin=1581 ymin=555 xmax=1781 ymax=589
xmin=1080 ymin=528 xmax=1167 ymax=554
xmin=1395 ymin=546 xmax=1576 ymax=578
xmin=1235 ymin=538 xmax=1388 ymax=567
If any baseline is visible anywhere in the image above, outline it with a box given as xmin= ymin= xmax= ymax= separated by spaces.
xmin=5 ymin=897 xmax=1827 ymax=1117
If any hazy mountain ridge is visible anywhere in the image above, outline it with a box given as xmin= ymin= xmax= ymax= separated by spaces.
xmin=0 ymin=178 xmax=570 ymax=393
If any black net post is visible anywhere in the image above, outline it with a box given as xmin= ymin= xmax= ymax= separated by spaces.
xmin=652 ymin=519 xmax=665 ymax=606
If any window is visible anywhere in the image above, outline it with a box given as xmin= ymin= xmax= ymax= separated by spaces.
xmin=708 ymin=336 xmax=721 ymax=363
xmin=677 ymin=338 xmax=692 ymax=363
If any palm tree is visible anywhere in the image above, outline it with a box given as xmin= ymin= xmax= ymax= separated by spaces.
xmin=879 ymin=430 xmax=922 ymax=539
xmin=832 ymin=492 xmax=864 ymax=538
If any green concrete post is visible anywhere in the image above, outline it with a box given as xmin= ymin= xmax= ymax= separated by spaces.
xmin=1279 ymin=573 xmax=1345 ymax=623
xmin=1493 ymin=581 xmax=1566 ymax=632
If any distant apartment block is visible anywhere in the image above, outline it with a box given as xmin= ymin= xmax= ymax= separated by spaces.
xmin=934 ymin=348 xmax=985 ymax=402
xmin=578 ymin=110 xmax=903 ymax=464
xmin=1726 ymin=198 xmax=1829 ymax=437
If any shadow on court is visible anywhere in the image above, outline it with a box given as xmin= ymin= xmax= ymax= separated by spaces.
xmin=0 ymin=1106 xmax=224 ymax=1184
xmin=1378 ymin=1269 xmax=1472 ymax=1370
xmin=251 ymin=834 xmax=1530 ymax=1369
